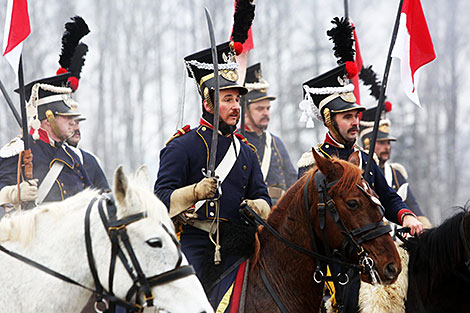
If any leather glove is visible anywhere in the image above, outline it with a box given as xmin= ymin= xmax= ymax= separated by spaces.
xmin=169 ymin=177 xmax=217 ymax=218
xmin=0 ymin=179 xmax=38 ymax=205
xmin=243 ymin=199 xmax=271 ymax=220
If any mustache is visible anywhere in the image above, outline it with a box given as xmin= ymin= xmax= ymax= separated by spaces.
xmin=73 ymin=130 xmax=81 ymax=136
xmin=347 ymin=126 xmax=358 ymax=133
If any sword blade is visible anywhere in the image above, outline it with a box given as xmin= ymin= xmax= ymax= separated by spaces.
xmin=204 ymin=7 xmax=220 ymax=177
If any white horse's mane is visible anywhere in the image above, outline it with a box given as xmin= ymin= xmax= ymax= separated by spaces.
xmin=0 ymin=170 xmax=172 ymax=247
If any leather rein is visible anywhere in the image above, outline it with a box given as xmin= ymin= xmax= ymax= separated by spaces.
xmin=244 ymin=170 xmax=391 ymax=313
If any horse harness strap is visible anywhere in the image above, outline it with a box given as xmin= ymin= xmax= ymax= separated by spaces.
xmin=259 ymin=267 xmax=289 ymax=313
xmin=84 ymin=194 xmax=196 ymax=312
xmin=242 ymin=204 xmax=362 ymax=270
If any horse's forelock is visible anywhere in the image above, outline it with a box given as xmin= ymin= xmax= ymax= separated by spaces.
xmin=328 ymin=158 xmax=362 ymax=197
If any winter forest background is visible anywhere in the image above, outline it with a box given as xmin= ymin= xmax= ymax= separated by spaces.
xmin=0 ymin=0 xmax=468 ymax=224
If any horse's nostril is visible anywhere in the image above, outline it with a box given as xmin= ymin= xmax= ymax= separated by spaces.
xmin=384 ymin=262 xmax=398 ymax=280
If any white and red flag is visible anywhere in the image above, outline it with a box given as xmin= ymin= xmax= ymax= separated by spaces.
xmin=391 ymin=0 xmax=436 ymax=107
xmin=350 ymin=20 xmax=363 ymax=106
xmin=2 ymin=0 xmax=31 ymax=75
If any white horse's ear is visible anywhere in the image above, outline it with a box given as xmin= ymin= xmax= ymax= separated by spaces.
xmin=135 ymin=165 xmax=149 ymax=188
xmin=114 ymin=165 xmax=128 ymax=206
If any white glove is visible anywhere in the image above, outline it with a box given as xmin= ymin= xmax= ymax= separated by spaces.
xmin=243 ymin=199 xmax=271 ymax=220
xmin=0 ymin=179 xmax=38 ymax=205
xmin=169 ymin=177 xmax=217 ymax=218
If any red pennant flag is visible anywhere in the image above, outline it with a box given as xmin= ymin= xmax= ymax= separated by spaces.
xmin=2 ymin=0 xmax=31 ymax=75
xmin=391 ymin=0 xmax=436 ymax=107
xmin=350 ymin=20 xmax=363 ymax=105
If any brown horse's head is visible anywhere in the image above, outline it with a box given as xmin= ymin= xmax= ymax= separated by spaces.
xmin=311 ymin=148 xmax=401 ymax=285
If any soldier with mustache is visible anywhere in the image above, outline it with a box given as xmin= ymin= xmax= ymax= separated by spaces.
xmin=66 ymin=117 xmax=110 ymax=192
xmin=242 ymin=63 xmax=297 ymax=205
xmin=297 ymin=63 xmax=423 ymax=313
xmin=154 ymin=41 xmax=270 ymax=310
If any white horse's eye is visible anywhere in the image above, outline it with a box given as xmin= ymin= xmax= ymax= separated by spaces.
xmin=146 ymin=238 xmax=163 ymax=248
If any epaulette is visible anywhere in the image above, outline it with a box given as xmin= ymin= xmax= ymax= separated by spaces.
xmin=166 ymin=125 xmax=192 ymax=146
xmin=297 ymin=145 xmax=321 ymax=168
xmin=390 ymin=162 xmax=408 ymax=179
xmin=0 ymin=136 xmax=24 ymax=158
xmin=234 ymin=133 xmax=257 ymax=153
xmin=356 ymin=146 xmax=380 ymax=164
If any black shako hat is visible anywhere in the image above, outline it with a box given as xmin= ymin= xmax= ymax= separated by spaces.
xmin=243 ymin=63 xmax=276 ymax=104
xmin=359 ymin=105 xmax=396 ymax=148
xmin=16 ymin=73 xmax=79 ymax=121
xmin=184 ymin=41 xmax=247 ymax=102
xmin=300 ymin=64 xmax=364 ymax=128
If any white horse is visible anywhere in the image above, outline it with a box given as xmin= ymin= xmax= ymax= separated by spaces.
xmin=0 ymin=166 xmax=213 ymax=313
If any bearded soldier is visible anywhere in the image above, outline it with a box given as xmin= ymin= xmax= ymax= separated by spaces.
xmin=0 ymin=16 xmax=92 ymax=212
xmin=0 ymin=73 xmax=92 ymax=210
xmin=67 ymin=117 xmax=110 ymax=192
xmin=242 ymin=63 xmax=297 ymax=204
xmin=154 ymin=41 xmax=271 ymax=311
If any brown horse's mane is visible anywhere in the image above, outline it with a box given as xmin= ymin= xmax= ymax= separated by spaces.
xmin=250 ymin=156 xmax=362 ymax=268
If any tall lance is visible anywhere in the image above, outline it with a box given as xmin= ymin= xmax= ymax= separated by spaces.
xmin=18 ymin=56 xmax=33 ymax=180
xmin=203 ymin=7 xmax=223 ymax=264
xmin=363 ymin=0 xmax=404 ymax=181
xmin=0 ymin=78 xmax=22 ymax=127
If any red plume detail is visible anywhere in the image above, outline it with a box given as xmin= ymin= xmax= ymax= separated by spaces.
xmin=68 ymin=76 xmax=79 ymax=91
xmin=56 ymin=67 xmax=68 ymax=75
xmin=384 ymin=101 xmax=392 ymax=112
xmin=345 ymin=61 xmax=358 ymax=78
xmin=233 ymin=42 xmax=244 ymax=55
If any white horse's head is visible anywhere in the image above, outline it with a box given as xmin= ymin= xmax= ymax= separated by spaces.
xmin=104 ymin=165 xmax=213 ymax=313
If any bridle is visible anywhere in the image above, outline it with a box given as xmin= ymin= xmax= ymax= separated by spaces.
xmin=0 ymin=194 xmax=196 ymax=313
xmin=243 ymin=169 xmax=392 ymax=313
xmin=85 ymin=194 xmax=196 ymax=312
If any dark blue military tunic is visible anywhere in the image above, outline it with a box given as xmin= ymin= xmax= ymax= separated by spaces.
xmin=380 ymin=162 xmax=423 ymax=216
xmin=154 ymin=121 xmax=270 ymax=309
xmin=0 ymin=129 xmax=92 ymax=203
xmin=298 ymin=133 xmax=414 ymax=225
xmin=244 ymin=131 xmax=297 ymax=192
xmin=81 ymin=149 xmax=110 ymax=192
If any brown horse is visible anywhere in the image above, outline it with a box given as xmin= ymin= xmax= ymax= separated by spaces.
xmin=242 ymin=149 xmax=401 ymax=313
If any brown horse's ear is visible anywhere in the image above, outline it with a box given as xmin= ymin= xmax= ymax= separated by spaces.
xmin=348 ymin=151 xmax=361 ymax=167
xmin=312 ymin=148 xmax=334 ymax=177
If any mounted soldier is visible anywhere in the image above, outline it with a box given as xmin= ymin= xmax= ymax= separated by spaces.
xmin=242 ymin=63 xmax=297 ymax=204
xmin=296 ymin=17 xmax=423 ymax=313
xmin=0 ymin=16 xmax=92 ymax=212
xmin=67 ymin=116 xmax=110 ymax=193
xmin=359 ymin=105 xmax=432 ymax=228
xmin=154 ymin=40 xmax=271 ymax=311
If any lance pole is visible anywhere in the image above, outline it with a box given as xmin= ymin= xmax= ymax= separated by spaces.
xmin=0 ymin=78 xmax=22 ymax=127
xmin=363 ymin=0 xmax=404 ymax=181
xmin=18 ymin=55 xmax=33 ymax=179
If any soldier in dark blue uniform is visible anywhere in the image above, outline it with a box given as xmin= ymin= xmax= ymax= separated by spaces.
xmin=297 ymin=64 xmax=424 ymax=313
xmin=0 ymin=73 xmax=92 ymax=210
xmin=67 ymin=117 xmax=110 ymax=192
xmin=242 ymin=63 xmax=297 ymax=204
xmin=154 ymin=41 xmax=271 ymax=311
xmin=359 ymin=106 xmax=432 ymax=228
